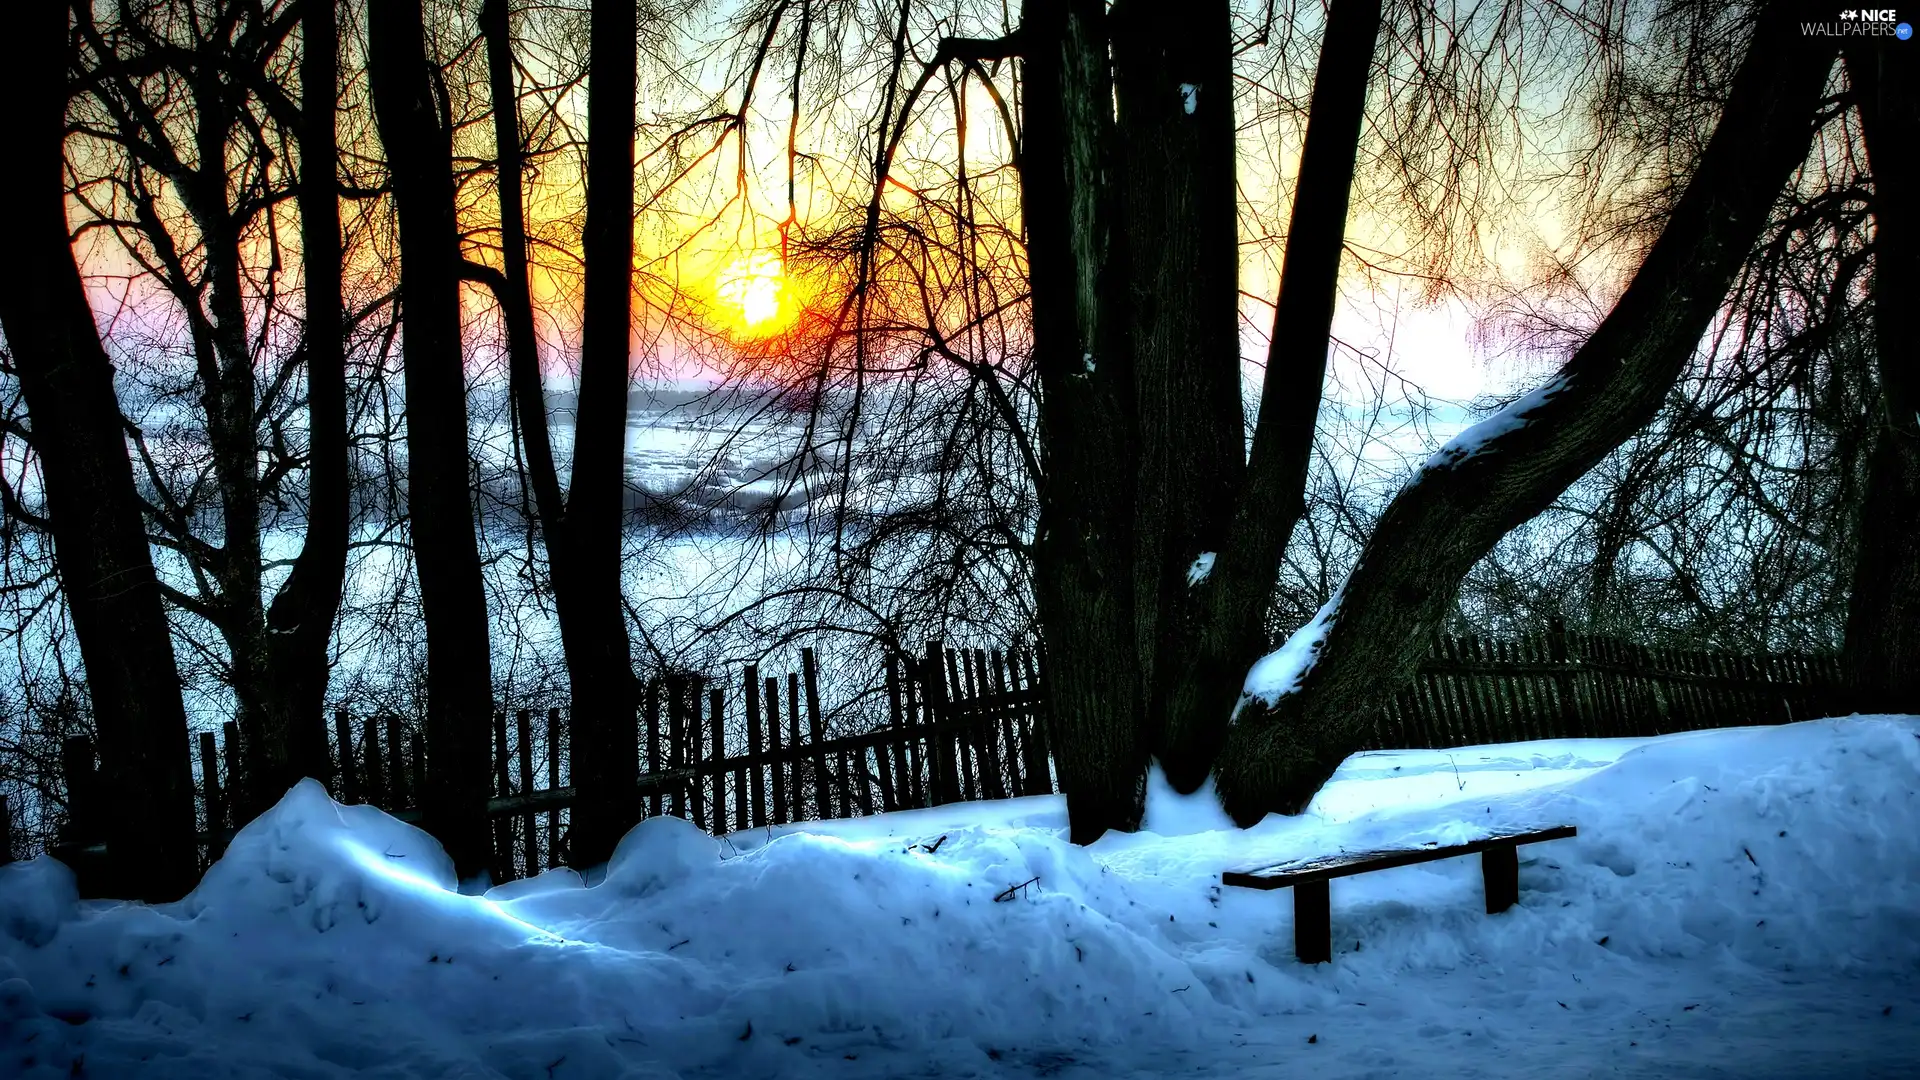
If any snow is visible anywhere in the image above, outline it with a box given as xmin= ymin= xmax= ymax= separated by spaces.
xmin=1240 ymin=583 xmax=1344 ymax=713
xmin=1185 ymin=552 xmax=1217 ymax=588
xmin=1422 ymin=374 xmax=1571 ymax=472
xmin=4 ymin=716 xmax=1919 ymax=1078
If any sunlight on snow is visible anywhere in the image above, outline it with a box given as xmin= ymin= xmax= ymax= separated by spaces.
xmin=339 ymin=837 xmax=569 ymax=944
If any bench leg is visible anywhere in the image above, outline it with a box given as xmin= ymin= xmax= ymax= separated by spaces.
xmin=1482 ymin=843 xmax=1519 ymax=914
xmin=1294 ymin=880 xmax=1331 ymax=964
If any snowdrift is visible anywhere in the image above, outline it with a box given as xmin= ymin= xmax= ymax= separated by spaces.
xmin=2 ymin=715 xmax=1917 ymax=1078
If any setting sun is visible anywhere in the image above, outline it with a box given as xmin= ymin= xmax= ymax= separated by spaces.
xmin=716 ymin=253 xmax=787 ymax=332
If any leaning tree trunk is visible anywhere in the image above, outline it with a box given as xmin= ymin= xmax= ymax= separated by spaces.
xmin=1840 ymin=45 xmax=1920 ymax=715
xmin=1214 ymin=6 xmax=1836 ymax=824
xmin=0 ymin=1 xmax=198 ymax=901
xmin=367 ymin=0 xmax=496 ymax=879
xmin=1023 ymin=0 xmax=1147 ymax=843
xmin=1153 ymin=0 xmax=1381 ymax=794
xmin=562 ymin=0 xmax=641 ymax=870
xmin=1109 ymin=0 xmax=1248 ymax=790
xmin=260 ymin=0 xmax=350 ymax=804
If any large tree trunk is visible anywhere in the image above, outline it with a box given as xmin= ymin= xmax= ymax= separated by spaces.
xmin=1214 ymin=7 xmax=1836 ymax=824
xmin=259 ymin=0 xmax=349 ymax=805
xmin=0 ymin=1 xmax=198 ymax=901
xmin=367 ymin=0 xmax=495 ymax=879
xmin=1152 ymin=0 xmax=1381 ymax=793
xmin=478 ymin=0 xmax=565 ymax=535
xmin=561 ymin=0 xmax=641 ymax=870
xmin=1109 ymin=0 xmax=1247 ymax=791
xmin=1840 ymin=45 xmax=1920 ymax=715
xmin=1022 ymin=0 xmax=1146 ymax=843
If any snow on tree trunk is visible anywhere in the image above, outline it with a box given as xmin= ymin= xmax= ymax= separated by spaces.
xmin=1214 ymin=9 xmax=1838 ymax=825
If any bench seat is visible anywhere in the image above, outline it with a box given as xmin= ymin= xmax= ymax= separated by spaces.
xmin=1223 ymin=824 xmax=1577 ymax=963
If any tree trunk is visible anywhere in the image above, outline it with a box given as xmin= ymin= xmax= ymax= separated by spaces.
xmin=1022 ymin=0 xmax=1146 ymax=843
xmin=1109 ymin=0 xmax=1247 ymax=791
xmin=367 ymin=0 xmax=496 ymax=879
xmin=0 ymin=1 xmax=198 ymax=901
xmin=259 ymin=0 xmax=349 ymax=805
xmin=1152 ymin=0 xmax=1381 ymax=793
xmin=563 ymin=0 xmax=641 ymax=869
xmin=1214 ymin=7 xmax=1835 ymax=824
xmin=1841 ymin=45 xmax=1920 ymax=715
xmin=478 ymin=0 xmax=565 ymax=534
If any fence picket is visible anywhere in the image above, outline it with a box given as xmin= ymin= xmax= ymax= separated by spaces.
xmin=362 ymin=718 xmax=385 ymax=810
xmin=386 ymin=715 xmax=408 ymax=810
xmin=198 ymin=731 xmax=224 ymax=864
xmin=646 ymin=679 xmax=663 ymax=818
xmin=545 ymin=709 xmax=562 ymax=868
xmin=493 ymin=711 xmax=512 ymax=881
xmin=803 ymin=649 xmax=831 ymax=821
xmin=333 ymin=710 xmax=357 ymax=804
xmin=710 ymin=686 xmax=728 ymax=836
xmin=767 ymin=675 xmax=788 ymax=824
xmin=518 ymin=711 xmax=536 ymax=875
xmin=688 ymin=676 xmax=707 ymax=831
xmin=744 ymin=666 xmax=765 ymax=827
xmin=993 ymin=648 xmax=1024 ymax=796
xmin=924 ymin=641 xmax=955 ymax=804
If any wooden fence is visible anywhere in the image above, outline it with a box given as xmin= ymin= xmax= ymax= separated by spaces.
xmin=1355 ymin=619 xmax=1852 ymax=752
xmin=14 ymin=621 xmax=1855 ymax=882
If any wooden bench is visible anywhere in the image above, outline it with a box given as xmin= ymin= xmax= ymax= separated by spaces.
xmin=1222 ymin=824 xmax=1577 ymax=964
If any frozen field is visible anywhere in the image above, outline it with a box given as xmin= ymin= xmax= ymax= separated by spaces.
xmin=2 ymin=715 xmax=1916 ymax=1078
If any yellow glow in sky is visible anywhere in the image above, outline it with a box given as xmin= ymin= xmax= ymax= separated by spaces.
xmin=716 ymin=253 xmax=787 ymax=332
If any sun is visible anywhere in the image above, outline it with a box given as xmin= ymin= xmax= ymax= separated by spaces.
xmin=715 ymin=253 xmax=787 ymax=333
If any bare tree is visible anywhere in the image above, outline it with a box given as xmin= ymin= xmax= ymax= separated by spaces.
xmin=1214 ymin=7 xmax=1837 ymax=821
xmin=0 ymin=0 xmax=198 ymax=900
xmin=367 ymin=0 xmax=495 ymax=878
xmin=1840 ymin=43 xmax=1920 ymax=714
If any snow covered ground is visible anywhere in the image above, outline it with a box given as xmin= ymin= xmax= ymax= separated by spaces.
xmin=3 ymin=716 xmax=1917 ymax=1079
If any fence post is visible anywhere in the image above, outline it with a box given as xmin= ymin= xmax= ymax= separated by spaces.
xmin=409 ymin=733 xmax=426 ymax=811
xmin=1547 ymin=617 xmax=1579 ymax=737
xmin=1019 ymin=648 xmax=1052 ymax=795
xmin=222 ymin=720 xmax=243 ymax=811
xmin=545 ymin=708 xmax=562 ymax=868
xmin=687 ymin=676 xmax=707 ymax=831
xmin=945 ymin=649 xmax=978 ymax=801
xmin=710 ymin=686 xmax=729 ymax=835
xmin=334 ymin=710 xmax=358 ymax=804
xmin=903 ymin=656 xmax=929 ymax=805
xmin=923 ymin=640 xmax=953 ymax=804
xmin=993 ymin=649 xmax=1024 ymax=796
xmin=802 ymin=649 xmax=831 ymax=820
xmin=667 ymin=677 xmax=686 ymax=819
xmin=786 ymin=671 xmax=804 ymax=818
xmin=60 ymin=736 xmax=95 ymax=844
xmin=517 ymin=710 xmax=536 ymax=875
xmin=646 ymin=678 xmax=663 ymax=818
xmin=972 ymin=648 xmax=1007 ymax=799
xmin=882 ymin=656 xmax=908 ymax=809
xmin=198 ymin=731 xmax=225 ymax=863
xmin=363 ymin=719 xmax=385 ymax=809
xmin=744 ymin=666 xmax=766 ymax=827
xmin=492 ymin=711 xmax=512 ymax=882
xmin=386 ymin=714 xmax=409 ymax=810
xmin=766 ymin=674 xmax=787 ymax=824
